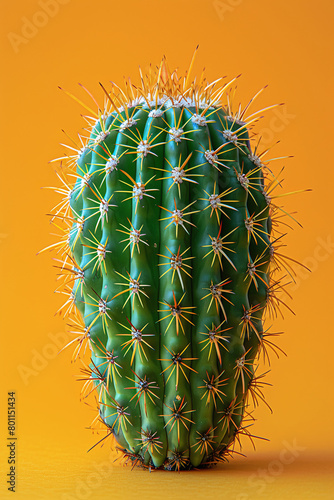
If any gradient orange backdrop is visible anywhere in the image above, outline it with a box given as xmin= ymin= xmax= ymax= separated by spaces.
xmin=1 ymin=0 xmax=334 ymax=498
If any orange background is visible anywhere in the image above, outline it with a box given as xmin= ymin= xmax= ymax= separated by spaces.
xmin=1 ymin=0 xmax=333 ymax=498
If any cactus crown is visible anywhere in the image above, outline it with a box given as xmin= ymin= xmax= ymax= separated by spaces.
xmin=47 ymin=53 xmax=297 ymax=471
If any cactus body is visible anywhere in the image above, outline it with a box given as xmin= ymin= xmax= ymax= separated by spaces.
xmin=50 ymin=58 xmax=288 ymax=470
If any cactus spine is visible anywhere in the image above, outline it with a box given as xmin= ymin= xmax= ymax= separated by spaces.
xmin=48 ymin=55 xmax=294 ymax=470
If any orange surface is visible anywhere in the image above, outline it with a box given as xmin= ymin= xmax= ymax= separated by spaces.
xmin=1 ymin=0 xmax=334 ymax=498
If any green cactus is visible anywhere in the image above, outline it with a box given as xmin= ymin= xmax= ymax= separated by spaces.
xmin=48 ymin=55 xmax=294 ymax=470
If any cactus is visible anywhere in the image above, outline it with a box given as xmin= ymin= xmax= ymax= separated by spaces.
xmin=47 ymin=54 xmax=297 ymax=471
